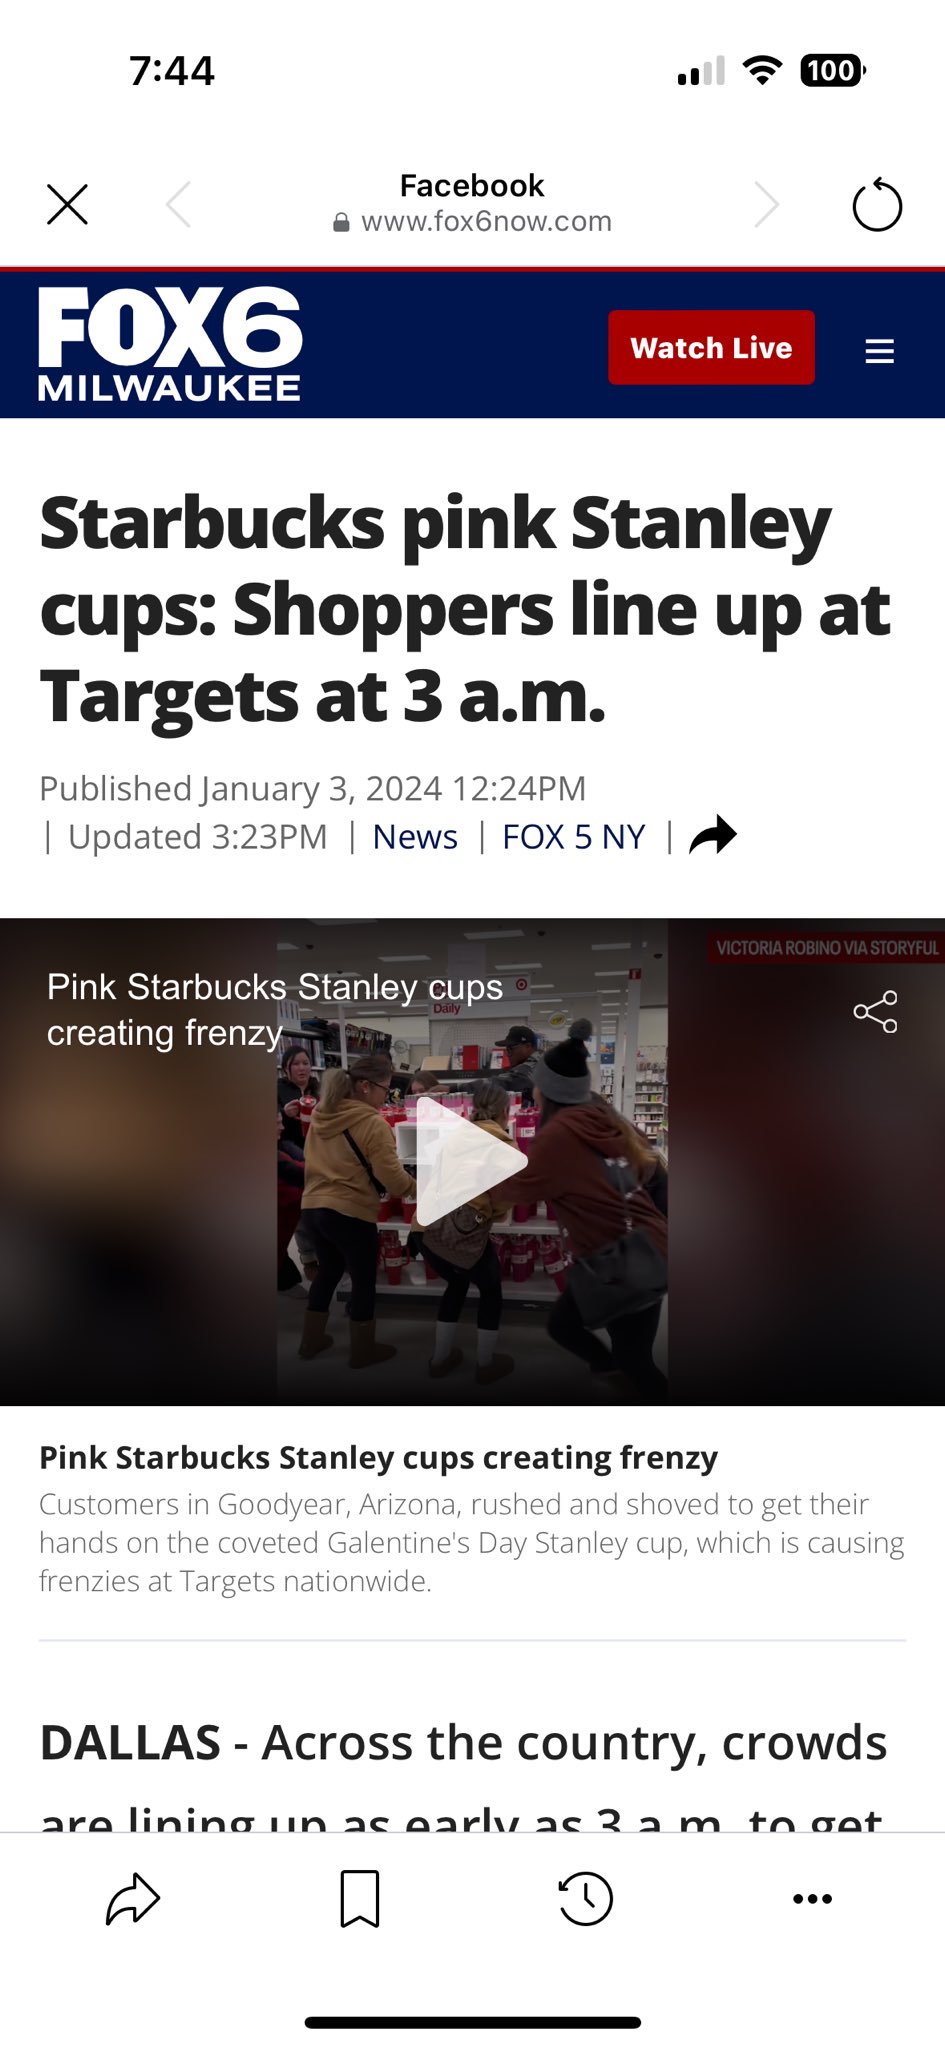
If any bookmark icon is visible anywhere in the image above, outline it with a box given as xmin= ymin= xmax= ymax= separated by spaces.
xmin=340 ymin=1870 xmax=380 ymax=1927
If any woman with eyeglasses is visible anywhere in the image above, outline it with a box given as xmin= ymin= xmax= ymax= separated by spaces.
xmin=298 ymin=1055 xmax=414 ymax=1367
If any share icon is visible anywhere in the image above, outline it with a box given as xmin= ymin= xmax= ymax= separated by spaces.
xmin=853 ymin=989 xmax=897 ymax=1034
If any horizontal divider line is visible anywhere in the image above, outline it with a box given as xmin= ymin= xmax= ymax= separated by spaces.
xmin=303 ymin=2023 xmax=642 ymax=2033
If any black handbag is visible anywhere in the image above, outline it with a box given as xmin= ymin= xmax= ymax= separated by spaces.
xmin=568 ymin=1225 xmax=667 ymax=1326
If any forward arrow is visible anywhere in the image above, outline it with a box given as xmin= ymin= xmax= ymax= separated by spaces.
xmin=754 ymin=182 xmax=779 ymax=228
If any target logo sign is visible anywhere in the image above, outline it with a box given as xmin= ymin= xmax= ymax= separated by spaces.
xmin=515 ymin=977 xmax=529 ymax=992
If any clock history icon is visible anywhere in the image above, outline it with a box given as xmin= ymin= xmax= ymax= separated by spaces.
xmin=558 ymin=1871 xmax=615 ymax=1926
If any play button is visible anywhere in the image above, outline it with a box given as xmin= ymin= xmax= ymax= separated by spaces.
xmin=415 ymin=1095 xmax=527 ymax=1228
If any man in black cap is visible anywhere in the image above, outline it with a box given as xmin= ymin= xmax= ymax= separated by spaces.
xmin=495 ymin=1024 xmax=539 ymax=1101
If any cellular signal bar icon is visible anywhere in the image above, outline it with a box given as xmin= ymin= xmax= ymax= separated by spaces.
xmin=678 ymin=56 xmax=726 ymax=85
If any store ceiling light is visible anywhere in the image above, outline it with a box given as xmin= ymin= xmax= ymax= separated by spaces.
xmin=595 ymin=970 xmax=633 ymax=977
xmin=590 ymin=942 xmax=636 ymax=951
xmin=464 ymin=928 xmax=525 ymax=940
xmin=492 ymin=961 xmax=543 ymax=970
xmin=276 ymin=942 xmax=299 ymax=951
xmin=378 ymin=954 xmax=431 ymax=962
xmin=530 ymin=983 xmax=554 ymax=989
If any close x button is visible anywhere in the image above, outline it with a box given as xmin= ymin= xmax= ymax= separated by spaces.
xmin=608 ymin=309 xmax=815 ymax=385
xmin=47 ymin=182 xmax=88 ymax=225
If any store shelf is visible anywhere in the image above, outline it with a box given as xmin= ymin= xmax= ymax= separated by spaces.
xmin=377 ymin=1207 xmax=558 ymax=1237
xmin=388 ymin=1070 xmax=504 ymax=1089
xmin=394 ymin=1117 xmax=538 ymax=1161
xmin=635 ymin=1050 xmax=668 ymax=1149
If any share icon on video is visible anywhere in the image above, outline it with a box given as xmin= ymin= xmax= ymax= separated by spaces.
xmin=853 ymin=989 xmax=897 ymax=1034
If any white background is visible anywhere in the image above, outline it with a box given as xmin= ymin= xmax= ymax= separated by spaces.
xmin=1 ymin=416 xmax=939 ymax=916
xmin=0 ymin=1405 xmax=940 ymax=2044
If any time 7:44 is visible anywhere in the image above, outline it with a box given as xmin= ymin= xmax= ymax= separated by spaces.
xmin=130 ymin=56 xmax=215 ymax=85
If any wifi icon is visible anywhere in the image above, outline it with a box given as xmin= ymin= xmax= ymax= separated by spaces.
xmin=743 ymin=54 xmax=782 ymax=84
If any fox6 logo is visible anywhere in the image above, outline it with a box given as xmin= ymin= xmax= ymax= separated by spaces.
xmin=38 ymin=284 xmax=303 ymax=368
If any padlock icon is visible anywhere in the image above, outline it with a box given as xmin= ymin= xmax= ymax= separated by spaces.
xmin=333 ymin=210 xmax=350 ymax=233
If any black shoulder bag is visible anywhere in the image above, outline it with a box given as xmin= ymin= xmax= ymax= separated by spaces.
xmin=567 ymin=1170 xmax=667 ymax=1326
xmin=342 ymin=1128 xmax=388 ymax=1198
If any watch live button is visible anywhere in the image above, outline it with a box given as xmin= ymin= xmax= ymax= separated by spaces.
xmin=608 ymin=309 xmax=815 ymax=384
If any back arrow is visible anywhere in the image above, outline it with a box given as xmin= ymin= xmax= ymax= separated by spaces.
xmin=689 ymin=814 xmax=737 ymax=854
xmin=166 ymin=181 xmax=191 ymax=227
xmin=105 ymin=1873 xmax=160 ymax=1925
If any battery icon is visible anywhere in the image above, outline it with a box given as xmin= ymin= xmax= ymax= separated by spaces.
xmin=800 ymin=54 xmax=865 ymax=86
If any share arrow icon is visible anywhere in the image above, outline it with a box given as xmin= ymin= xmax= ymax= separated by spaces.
xmin=689 ymin=814 xmax=737 ymax=854
xmin=105 ymin=1872 xmax=161 ymax=1925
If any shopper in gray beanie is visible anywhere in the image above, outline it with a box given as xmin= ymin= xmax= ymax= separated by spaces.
xmin=531 ymin=1034 xmax=593 ymax=1105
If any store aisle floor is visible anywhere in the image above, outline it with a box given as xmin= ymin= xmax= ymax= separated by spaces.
xmin=276 ymin=1293 xmax=668 ymax=1405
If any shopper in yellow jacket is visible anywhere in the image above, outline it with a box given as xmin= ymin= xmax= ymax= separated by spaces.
xmin=298 ymin=1055 xmax=415 ymax=1366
